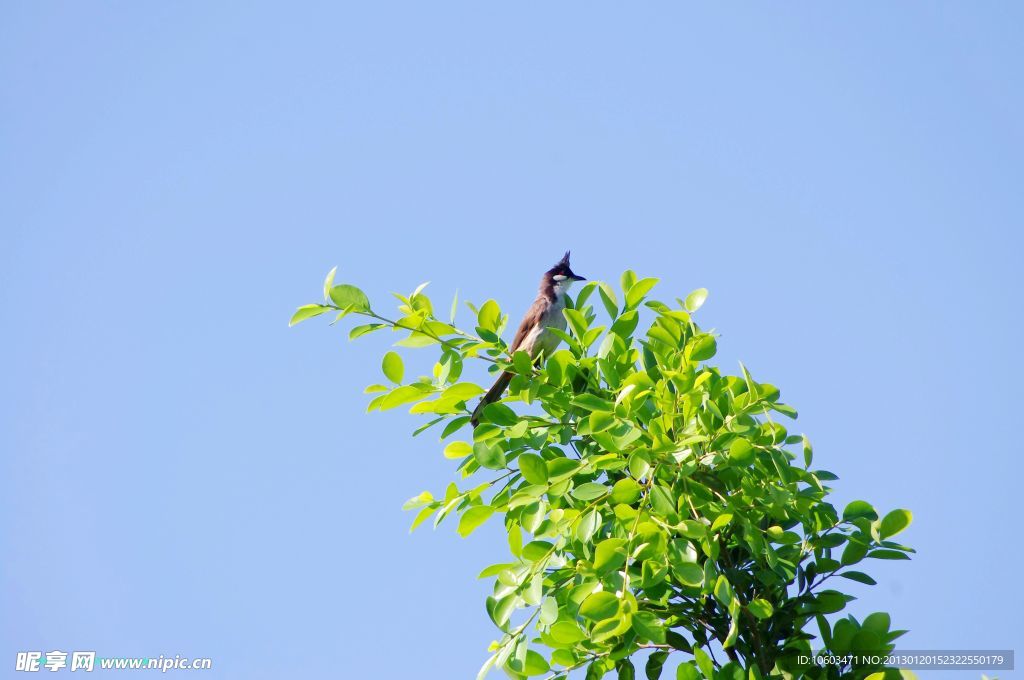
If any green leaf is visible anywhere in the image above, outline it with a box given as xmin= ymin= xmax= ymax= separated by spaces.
xmin=862 ymin=612 xmax=891 ymax=638
xmin=620 ymin=269 xmax=637 ymax=294
xmin=401 ymin=491 xmax=433 ymax=510
xmin=594 ymin=538 xmax=627 ymax=574
xmin=381 ymin=351 xmax=404 ymax=384
xmin=663 ymin=636 xmax=691 ymax=656
xmin=711 ymin=513 xmax=733 ymax=532
xmin=521 ymin=501 xmax=544 ymax=533
xmin=747 ymin=598 xmax=774 ymax=619
xmin=550 ymin=620 xmax=586 ymax=644
xmin=589 ymin=410 xmax=616 ymax=434
xmin=579 ymin=591 xmax=619 ymax=621
xmin=683 ymin=288 xmax=708 ymax=313
xmin=693 ymin=648 xmax=714 ymax=679
xmin=676 ymin=663 xmax=700 ymax=680
xmin=395 ymin=332 xmax=436 ymax=348
xmin=611 ymin=478 xmax=642 ymax=505
xmin=380 ymin=385 xmax=431 ymax=410
xmin=539 ymin=596 xmax=558 ymax=625
xmin=518 ymin=453 xmax=549 ymax=485
xmin=841 ymin=539 xmax=869 ymax=566
xmin=349 ymin=322 xmax=385 ymax=339
xmin=458 ymin=506 xmax=494 ymax=537
xmin=673 ymin=562 xmax=704 ymax=587
xmin=771 ymin=402 xmax=798 ymax=419
xmin=477 ymin=562 xmax=515 ymax=579
xmin=728 ymin=438 xmax=755 ymax=465
xmin=597 ymin=282 xmax=619 ymax=318
xmin=487 ymin=594 xmax=516 ymax=628
xmin=879 ymin=509 xmax=912 ymax=538
xmin=563 ymin=308 xmax=591 ymax=339
xmin=645 ymin=651 xmax=668 ymax=680
xmin=322 ymin=267 xmax=339 ymax=303
xmin=813 ymin=589 xmax=852 ymax=613
xmin=572 ymin=482 xmax=609 ymax=501
xmin=473 ymin=441 xmax=507 ymax=470
xmin=843 ymin=500 xmax=878 ymax=521
xmin=443 ymin=383 xmax=485 ymax=402
xmin=329 ymin=284 xmax=370 ymax=312
xmin=611 ymin=310 xmax=640 ymax=338
xmin=839 ymin=570 xmax=877 ymax=586
xmin=481 ymin=402 xmax=519 ymax=426
xmin=289 ymin=304 xmax=329 ymax=326
xmin=449 ymin=289 xmax=459 ymax=324
xmin=686 ymin=334 xmax=717 ymax=362
xmin=523 ymin=650 xmax=549 ymax=676
xmin=409 ymin=506 xmax=434 ymax=532
xmin=626 ymin=277 xmax=659 ymax=309
xmin=677 ymin=520 xmax=706 ymax=540
xmin=723 ymin=615 xmax=739 ymax=649
xmin=476 ymin=653 xmax=497 ymax=680
xmin=547 ymin=458 xmax=582 ymax=483
xmin=649 ymin=485 xmax=676 ymax=517
xmin=628 ymin=452 xmax=651 ymax=479
xmin=576 ymin=509 xmax=601 ymax=542
xmin=713 ymin=574 xmax=734 ymax=606
xmin=444 ymin=440 xmax=472 ymax=459
xmin=508 ymin=525 xmax=522 ymax=557
xmin=632 ymin=611 xmax=666 ymax=644
xmin=478 ymin=299 xmax=501 ymax=331
xmin=572 ymin=394 xmax=615 ymax=412
xmin=512 ymin=350 xmax=533 ymax=376
xmin=522 ymin=540 xmax=553 ymax=562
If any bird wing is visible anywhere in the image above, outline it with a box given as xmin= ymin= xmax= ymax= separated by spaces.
xmin=508 ymin=299 xmax=547 ymax=354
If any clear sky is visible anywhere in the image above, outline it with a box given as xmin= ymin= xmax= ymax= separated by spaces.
xmin=2 ymin=2 xmax=1021 ymax=678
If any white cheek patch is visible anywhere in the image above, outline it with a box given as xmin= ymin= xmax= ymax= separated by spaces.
xmin=553 ymin=274 xmax=567 ymax=281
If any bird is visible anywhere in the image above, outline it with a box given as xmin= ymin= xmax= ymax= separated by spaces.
xmin=470 ymin=251 xmax=586 ymax=426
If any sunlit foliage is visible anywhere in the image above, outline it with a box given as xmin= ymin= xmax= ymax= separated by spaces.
xmin=293 ymin=268 xmax=914 ymax=680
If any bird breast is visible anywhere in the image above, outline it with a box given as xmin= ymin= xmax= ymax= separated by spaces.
xmin=522 ymin=297 xmax=567 ymax=359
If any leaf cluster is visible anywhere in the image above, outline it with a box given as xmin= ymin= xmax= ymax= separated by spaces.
xmin=293 ymin=270 xmax=915 ymax=680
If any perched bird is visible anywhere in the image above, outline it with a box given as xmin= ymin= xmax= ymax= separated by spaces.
xmin=471 ymin=251 xmax=586 ymax=426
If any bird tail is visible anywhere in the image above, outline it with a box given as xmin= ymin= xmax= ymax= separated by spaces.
xmin=470 ymin=371 xmax=514 ymax=426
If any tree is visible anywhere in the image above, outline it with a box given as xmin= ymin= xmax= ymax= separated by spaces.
xmin=292 ymin=267 xmax=915 ymax=680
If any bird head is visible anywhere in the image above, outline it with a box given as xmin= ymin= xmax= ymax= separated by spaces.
xmin=547 ymin=251 xmax=586 ymax=288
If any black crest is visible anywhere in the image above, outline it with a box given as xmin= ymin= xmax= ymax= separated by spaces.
xmin=547 ymin=251 xmax=585 ymax=281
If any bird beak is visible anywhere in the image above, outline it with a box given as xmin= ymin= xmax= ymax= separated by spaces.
xmin=573 ymin=273 xmax=586 ymax=281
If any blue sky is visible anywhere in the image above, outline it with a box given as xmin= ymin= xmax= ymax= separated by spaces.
xmin=2 ymin=2 xmax=1021 ymax=678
